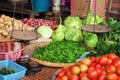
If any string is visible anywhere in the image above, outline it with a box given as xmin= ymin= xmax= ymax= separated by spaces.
xmin=21 ymin=1 xmax=24 ymax=31
xmin=93 ymin=0 xmax=97 ymax=32
xmin=83 ymin=0 xmax=91 ymax=27
xmin=11 ymin=0 xmax=16 ymax=39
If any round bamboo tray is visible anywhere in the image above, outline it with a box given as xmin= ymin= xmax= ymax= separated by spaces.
xmin=23 ymin=41 xmax=74 ymax=67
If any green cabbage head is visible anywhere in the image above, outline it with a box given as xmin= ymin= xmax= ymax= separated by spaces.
xmin=65 ymin=26 xmax=83 ymax=42
xmin=84 ymin=33 xmax=98 ymax=48
xmin=64 ymin=16 xmax=82 ymax=28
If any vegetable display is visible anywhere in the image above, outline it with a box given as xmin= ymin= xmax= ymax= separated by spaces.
xmin=88 ymin=18 xmax=120 ymax=57
xmin=33 ymin=40 xmax=87 ymax=63
xmin=0 ymin=67 xmax=15 ymax=75
xmin=54 ymin=53 xmax=120 ymax=80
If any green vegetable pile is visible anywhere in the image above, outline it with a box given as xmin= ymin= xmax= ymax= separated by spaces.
xmin=87 ymin=18 xmax=120 ymax=57
xmin=0 ymin=67 xmax=15 ymax=75
xmin=33 ymin=40 xmax=87 ymax=63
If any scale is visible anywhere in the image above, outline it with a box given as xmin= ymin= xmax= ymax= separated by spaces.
xmin=8 ymin=0 xmax=39 ymax=40
xmin=81 ymin=0 xmax=112 ymax=33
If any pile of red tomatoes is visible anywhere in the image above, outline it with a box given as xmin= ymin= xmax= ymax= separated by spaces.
xmin=54 ymin=53 xmax=120 ymax=80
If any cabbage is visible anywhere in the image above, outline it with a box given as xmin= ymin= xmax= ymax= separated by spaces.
xmin=65 ymin=26 xmax=83 ymax=42
xmin=64 ymin=16 xmax=82 ymax=28
xmin=37 ymin=26 xmax=53 ymax=39
xmin=84 ymin=33 xmax=98 ymax=48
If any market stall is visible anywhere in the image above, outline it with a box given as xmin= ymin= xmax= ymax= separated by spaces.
xmin=0 ymin=0 xmax=120 ymax=80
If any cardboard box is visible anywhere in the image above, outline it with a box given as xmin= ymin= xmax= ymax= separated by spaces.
xmin=71 ymin=0 xmax=107 ymax=18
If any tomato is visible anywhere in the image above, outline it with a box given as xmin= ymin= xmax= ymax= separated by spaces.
xmin=80 ymin=64 xmax=88 ymax=72
xmin=87 ymin=67 xmax=95 ymax=73
xmin=82 ymin=58 xmax=92 ymax=66
xmin=89 ymin=56 xmax=96 ymax=62
xmin=107 ymin=72 xmax=118 ymax=80
xmin=96 ymin=67 xmax=103 ymax=75
xmin=98 ymin=56 xmax=108 ymax=66
xmin=79 ymin=72 xmax=87 ymax=79
xmin=68 ymin=74 xmax=79 ymax=80
xmin=54 ymin=77 xmax=61 ymax=80
xmin=81 ymin=76 xmax=90 ymax=80
xmin=118 ymin=76 xmax=120 ymax=80
xmin=98 ymin=74 xmax=106 ymax=80
xmin=57 ymin=69 xmax=66 ymax=77
xmin=106 ymin=64 xmax=116 ymax=73
xmin=89 ymin=62 xmax=96 ymax=67
xmin=107 ymin=58 xmax=113 ymax=64
xmin=113 ymin=60 xmax=120 ymax=67
xmin=108 ymin=53 xmax=119 ymax=61
xmin=71 ymin=66 xmax=80 ymax=75
xmin=116 ymin=65 xmax=120 ymax=75
xmin=66 ymin=70 xmax=71 ymax=76
xmin=61 ymin=75 xmax=68 ymax=80
xmin=94 ymin=63 xmax=102 ymax=69
xmin=87 ymin=69 xmax=98 ymax=79
xmin=96 ymin=57 xmax=100 ymax=63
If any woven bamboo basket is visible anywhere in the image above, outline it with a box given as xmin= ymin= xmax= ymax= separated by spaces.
xmin=23 ymin=41 xmax=74 ymax=67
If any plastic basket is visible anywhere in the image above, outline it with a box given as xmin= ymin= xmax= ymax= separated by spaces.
xmin=0 ymin=49 xmax=23 ymax=61
xmin=0 ymin=60 xmax=27 ymax=80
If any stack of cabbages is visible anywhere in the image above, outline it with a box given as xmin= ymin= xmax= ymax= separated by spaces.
xmin=37 ymin=15 xmax=104 ymax=48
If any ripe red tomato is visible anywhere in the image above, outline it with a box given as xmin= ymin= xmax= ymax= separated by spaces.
xmin=113 ymin=60 xmax=120 ymax=67
xmin=96 ymin=67 xmax=103 ymax=75
xmin=68 ymin=74 xmax=79 ymax=80
xmin=94 ymin=63 xmax=102 ymax=69
xmin=107 ymin=72 xmax=118 ymax=80
xmin=107 ymin=58 xmax=113 ymax=64
xmin=66 ymin=70 xmax=71 ymax=76
xmin=98 ymin=74 xmax=106 ymax=80
xmin=89 ymin=56 xmax=96 ymax=62
xmin=118 ymin=76 xmax=120 ymax=80
xmin=57 ymin=69 xmax=66 ymax=77
xmin=87 ymin=69 xmax=98 ymax=79
xmin=79 ymin=72 xmax=87 ymax=79
xmin=87 ymin=67 xmax=95 ymax=73
xmin=108 ymin=53 xmax=119 ymax=61
xmin=98 ymin=56 xmax=108 ymax=66
xmin=116 ymin=65 xmax=120 ymax=75
xmin=89 ymin=62 xmax=96 ymax=67
xmin=106 ymin=64 xmax=116 ymax=73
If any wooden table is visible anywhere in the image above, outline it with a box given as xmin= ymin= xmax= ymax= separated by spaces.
xmin=21 ymin=66 xmax=60 ymax=80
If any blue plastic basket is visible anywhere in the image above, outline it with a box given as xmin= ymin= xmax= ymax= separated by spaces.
xmin=0 ymin=60 xmax=27 ymax=80
xmin=31 ymin=0 xmax=50 ymax=12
